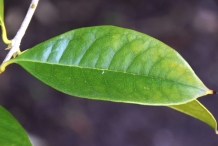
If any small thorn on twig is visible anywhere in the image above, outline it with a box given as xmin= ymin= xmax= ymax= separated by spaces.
xmin=5 ymin=44 xmax=12 ymax=50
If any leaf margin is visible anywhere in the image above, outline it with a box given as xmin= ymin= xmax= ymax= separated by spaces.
xmin=0 ymin=106 xmax=32 ymax=146
xmin=169 ymin=99 xmax=218 ymax=134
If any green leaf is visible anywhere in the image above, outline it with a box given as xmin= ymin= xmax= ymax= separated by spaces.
xmin=3 ymin=26 xmax=213 ymax=105
xmin=0 ymin=106 xmax=32 ymax=146
xmin=169 ymin=100 xmax=217 ymax=133
xmin=0 ymin=0 xmax=4 ymax=25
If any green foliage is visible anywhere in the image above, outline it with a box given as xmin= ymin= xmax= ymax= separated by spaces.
xmin=170 ymin=100 xmax=217 ymax=133
xmin=0 ymin=106 xmax=32 ymax=146
xmin=0 ymin=25 xmax=216 ymax=141
xmin=0 ymin=0 xmax=216 ymax=144
xmin=6 ymin=26 xmax=211 ymax=105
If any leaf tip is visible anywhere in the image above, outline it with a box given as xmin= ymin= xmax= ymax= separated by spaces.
xmin=207 ymin=90 xmax=217 ymax=95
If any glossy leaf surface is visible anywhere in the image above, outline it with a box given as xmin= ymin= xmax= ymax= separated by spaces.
xmin=0 ymin=0 xmax=4 ymax=25
xmin=0 ymin=106 xmax=32 ymax=146
xmin=170 ymin=100 xmax=217 ymax=133
xmin=6 ymin=26 xmax=212 ymax=105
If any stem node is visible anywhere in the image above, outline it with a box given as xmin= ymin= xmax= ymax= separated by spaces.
xmin=1 ymin=0 xmax=39 ymax=65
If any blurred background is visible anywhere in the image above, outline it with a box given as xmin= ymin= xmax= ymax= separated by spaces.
xmin=1 ymin=0 xmax=218 ymax=146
